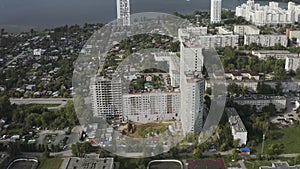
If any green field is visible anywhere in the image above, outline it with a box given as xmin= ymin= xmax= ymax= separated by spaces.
xmin=244 ymin=160 xmax=272 ymax=169
xmin=37 ymin=158 xmax=63 ymax=169
xmin=253 ymin=126 xmax=300 ymax=154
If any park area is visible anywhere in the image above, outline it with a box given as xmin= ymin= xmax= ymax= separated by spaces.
xmin=253 ymin=125 xmax=300 ymax=154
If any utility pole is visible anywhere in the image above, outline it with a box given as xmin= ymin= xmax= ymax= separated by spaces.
xmin=261 ymin=134 xmax=266 ymax=154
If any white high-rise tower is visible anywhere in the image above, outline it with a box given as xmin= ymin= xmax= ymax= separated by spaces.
xmin=116 ymin=0 xmax=130 ymax=26
xmin=178 ymin=27 xmax=206 ymax=135
xmin=210 ymin=0 xmax=222 ymax=24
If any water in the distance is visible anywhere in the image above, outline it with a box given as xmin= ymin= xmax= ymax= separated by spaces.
xmin=0 ymin=0 xmax=288 ymax=32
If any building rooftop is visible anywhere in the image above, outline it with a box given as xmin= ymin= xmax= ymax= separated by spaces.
xmin=225 ymin=107 xmax=247 ymax=133
xmin=232 ymin=96 xmax=286 ymax=100
xmin=260 ymin=161 xmax=300 ymax=169
xmin=64 ymin=156 xmax=114 ymax=169
xmin=252 ymin=50 xmax=291 ymax=54
xmin=185 ymin=71 xmax=204 ymax=83
xmin=122 ymin=91 xmax=180 ymax=96
xmin=235 ymin=25 xmax=260 ymax=30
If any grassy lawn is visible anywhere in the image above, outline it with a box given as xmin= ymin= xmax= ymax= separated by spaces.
xmin=253 ymin=125 xmax=300 ymax=154
xmin=118 ymin=158 xmax=150 ymax=169
xmin=37 ymin=158 xmax=63 ymax=169
xmin=244 ymin=160 xmax=272 ymax=169
xmin=223 ymin=156 xmax=241 ymax=168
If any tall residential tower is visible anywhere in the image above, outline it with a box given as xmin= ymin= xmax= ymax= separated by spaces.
xmin=179 ymin=27 xmax=206 ymax=135
xmin=211 ymin=0 xmax=222 ymax=24
xmin=116 ymin=0 xmax=130 ymax=26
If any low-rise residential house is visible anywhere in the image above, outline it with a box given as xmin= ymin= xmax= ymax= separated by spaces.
xmin=225 ymin=70 xmax=260 ymax=80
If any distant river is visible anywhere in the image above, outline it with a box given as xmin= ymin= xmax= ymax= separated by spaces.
xmin=0 ymin=0 xmax=288 ymax=32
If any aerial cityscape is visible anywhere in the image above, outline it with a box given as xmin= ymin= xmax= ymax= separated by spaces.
xmin=1 ymin=0 xmax=300 ymax=169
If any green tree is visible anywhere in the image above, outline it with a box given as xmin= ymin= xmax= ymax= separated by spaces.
xmin=295 ymin=68 xmax=300 ymax=79
xmin=0 ymin=95 xmax=13 ymax=119
xmin=227 ymin=83 xmax=242 ymax=96
xmin=8 ymin=142 xmax=21 ymax=157
xmin=294 ymin=154 xmax=300 ymax=164
xmin=268 ymin=143 xmax=284 ymax=155
xmin=193 ymin=146 xmax=202 ymax=159
xmin=274 ymin=60 xmax=286 ymax=80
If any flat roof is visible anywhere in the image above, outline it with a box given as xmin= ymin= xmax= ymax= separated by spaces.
xmin=225 ymin=107 xmax=247 ymax=132
xmin=252 ymin=50 xmax=291 ymax=54
xmin=64 ymin=157 xmax=114 ymax=169
xmin=232 ymin=96 xmax=286 ymax=100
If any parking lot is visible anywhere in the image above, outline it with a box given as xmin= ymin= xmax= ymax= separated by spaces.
xmin=270 ymin=96 xmax=299 ymax=126
xmin=35 ymin=127 xmax=80 ymax=150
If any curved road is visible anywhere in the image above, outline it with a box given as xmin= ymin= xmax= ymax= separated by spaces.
xmin=10 ymin=98 xmax=72 ymax=110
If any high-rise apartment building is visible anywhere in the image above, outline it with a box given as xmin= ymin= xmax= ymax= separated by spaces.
xmin=179 ymin=28 xmax=206 ymax=135
xmin=91 ymin=76 xmax=123 ymax=120
xmin=236 ymin=0 xmax=295 ymax=26
xmin=122 ymin=92 xmax=181 ymax=123
xmin=116 ymin=0 xmax=130 ymax=26
xmin=211 ymin=0 xmax=222 ymax=24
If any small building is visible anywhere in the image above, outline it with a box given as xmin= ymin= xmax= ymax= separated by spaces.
xmin=240 ymin=147 xmax=251 ymax=155
xmin=225 ymin=70 xmax=260 ymax=81
xmin=33 ymin=49 xmax=45 ymax=56
xmin=285 ymin=55 xmax=300 ymax=72
xmin=234 ymin=25 xmax=260 ymax=36
xmin=217 ymin=26 xmax=233 ymax=35
xmin=289 ymin=30 xmax=300 ymax=44
xmin=226 ymin=108 xmax=248 ymax=147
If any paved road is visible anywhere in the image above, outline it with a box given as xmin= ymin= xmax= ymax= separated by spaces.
xmin=238 ymin=160 xmax=247 ymax=169
xmin=278 ymin=154 xmax=299 ymax=158
xmin=10 ymin=98 xmax=72 ymax=110
xmin=5 ymin=51 xmax=25 ymax=66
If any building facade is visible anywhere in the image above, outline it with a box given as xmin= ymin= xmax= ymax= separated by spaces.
xmin=211 ymin=0 xmax=222 ymax=24
xmin=153 ymin=52 xmax=180 ymax=87
xmin=122 ymin=92 xmax=180 ymax=122
xmin=234 ymin=25 xmax=260 ymax=36
xmin=251 ymin=50 xmax=297 ymax=60
xmin=244 ymin=35 xmax=288 ymax=47
xmin=198 ymin=35 xmax=239 ymax=48
xmin=116 ymin=0 xmax=130 ymax=26
xmin=226 ymin=108 xmax=248 ymax=147
xmin=232 ymin=96 xmax=287 ymax=112
xmin=91 ymin=76 xmax=123 ymax=120
xmin=179 ymin=27 xmax=206 ymax=135
xmin=285 ymin=55 xmax=300 ymax=72
xmin=236 ymin=0 xmax=295 ymax=26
